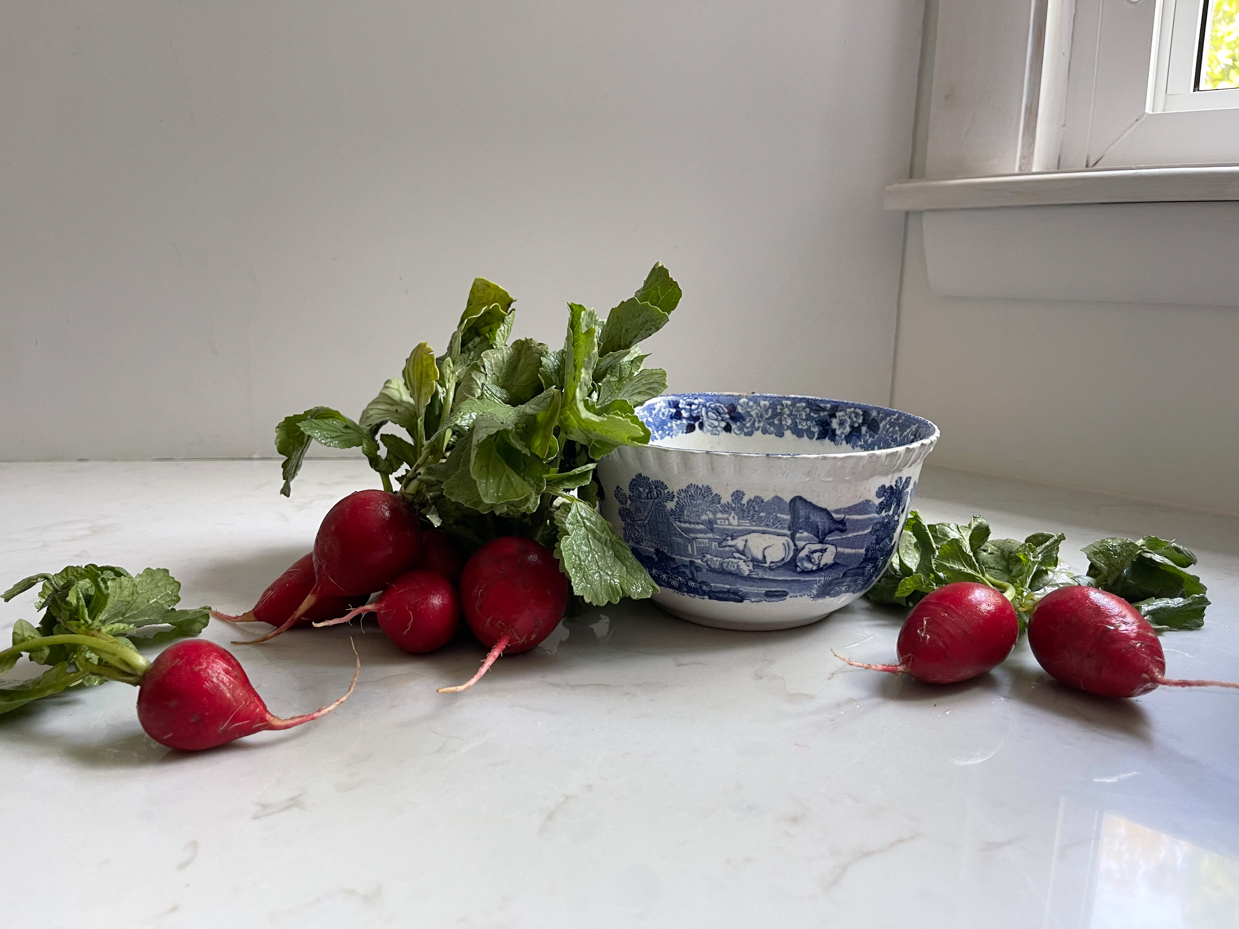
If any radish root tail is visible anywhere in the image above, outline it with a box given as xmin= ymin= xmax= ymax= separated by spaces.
xmin=1156 ymin=676 xmax=1239 ymax=691
xmin=831 ymin=648 xmax=903 ymax=675
xmin=265 ymin=638 xmax=361 ymax=730
xmin=210 ymin=609 xmax=258 ymax=625
xmin=438 ymin=634 xmax=511 ymax=694
xmin=233 ymin=593 xmax=317 ymax=645
xmin=313 ymin=604 xmax=376 ymax=629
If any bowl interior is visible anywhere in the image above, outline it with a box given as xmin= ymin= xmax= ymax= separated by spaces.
xmin=638 ymin=393 xmax=936 ymax=456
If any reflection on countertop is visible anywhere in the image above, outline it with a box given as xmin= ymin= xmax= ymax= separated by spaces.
xmin=0 ymin=461 xmax=1235 ymax=928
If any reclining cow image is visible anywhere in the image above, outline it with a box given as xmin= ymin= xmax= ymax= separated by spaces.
xmin=714 ymin=496 xmax=847 ymax=574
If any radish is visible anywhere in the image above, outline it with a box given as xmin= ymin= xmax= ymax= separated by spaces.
xmin=835 ymin=582 xmax=1019 ymax=684
xmin=1028 ymin=586 xmax=1239 ymax=698
xmin=439 ymin=537 xmax=570 ymax=693
xmin=211 ymin=553 xmax=358 ymax=626
xmin=137 ymin=638 xmax=359 ymax=751
xmin=412 ymin=529 xmax=465 ymax=585
xmin=316 ymin=569 xmax=460 ymax=654
xmin=240 ymin=490 xmax=421 ymax=645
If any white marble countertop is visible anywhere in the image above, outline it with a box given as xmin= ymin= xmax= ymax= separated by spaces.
xmin=1 ymin=461 xmax=1236 ymax=928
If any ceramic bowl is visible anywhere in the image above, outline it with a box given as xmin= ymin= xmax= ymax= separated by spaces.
xmin=596 ymin=393 xmax=939 ymax=631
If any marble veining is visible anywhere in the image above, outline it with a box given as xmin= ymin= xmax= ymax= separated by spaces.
xmin=0 ymin=460 xmax=1236 ymax=928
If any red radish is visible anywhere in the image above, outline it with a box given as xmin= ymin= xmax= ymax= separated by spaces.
xmin=239 ymin=490 xmax=421 ymax=645
xmin=439 ymin=537 xmax=570 ymax=693
xmin=316 ymin=569 xmax=460 ymax=654
xmin=1029 ymin=586 xmax=1239 ymax=698
xmin=211 ymin=553 xmax=358 ymax=626
xmin=835 ymin=582 xmax=1019 ymax=684
xmin=412 ymin=529 xmax=465 ymax=585
xmin=137 ymin=638 xmax=359 ymax=751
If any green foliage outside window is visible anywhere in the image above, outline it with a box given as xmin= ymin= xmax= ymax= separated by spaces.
xmin=1202 ymin=0 xmax=1239 ymax=90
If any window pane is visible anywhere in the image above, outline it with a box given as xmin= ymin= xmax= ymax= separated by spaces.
xmin=1200 ymin=0 xmax=1239 ymax=90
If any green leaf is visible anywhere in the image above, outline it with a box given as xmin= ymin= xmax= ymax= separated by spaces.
xmin=402 ymin=342 xmax=440 ymax=415
xmin=967 ymin=518 xmax=991 ymax=555
xmin=593 ymin=345 xmax=642 ymax=383
xmin=595 ymin=350 xmax=667 ymax=408
xmin=1136 ymin=594 xmax=1209 ymax=632
xmin=553 ymin=499 xmax=658 ymax=606
xmin=598 ymin=297 xmax=670 ymax=357
xmin=470 ymin=432 xmax=547 ymax=512
xmin=562 ymin=302 xmax=601 ymax=393
xmin=1023 ymin=532 xmax=1067 ymax=589
xmin=359 ymin=378 xmax=421 ymax=433
xmin=139 ymin=608 xmax=211 ymax=645
xmin=93 ymin=569 xmax=181 ymax=630
xmin=1123 ymin=552 xmax=1207 ymax=599
xmin=440 ymin=431 xmax=542 ymax=516
xmin=539 ymin=349 xmax=564 ymax=390
xmin=5 ymin=620 xmax=47 ymax=671
xmin=522 ymin=389 xmax=562 ymax=459
xmin=1138 ymin=536 xmax=1197 ymax=569
xmin=450 ymin=396 xmax=517 ymax=436
xmin=490 ymin=340 xmax=548 ymax=405
xmin=450 ymin=278 xmax=515 ymax=362
xmin=906 ymin=513 xmax=936 ymax=566
xmin=380 ymin=433 xmax=419 ymax=468
xmin=558 ymin=306 xmax=650 ymax=455
xmin=894 ymin=529 xmax=922 ymax=576
xmin=893 ymin=574 xmax=936 ymax=600
xmin=2 ymin=574 xmax=50 ymax=603
xmin=935 ymin=538 xmax=989 ymax=585
xmin=1084 ymin=535 xmax=1207 ymax=606
xmin=297 ymin=415 xmax=367 ymax=449
xmin=1083 ymin=537 xmax=1143 ymax=588
xmin=976 ymin=537 xmax=1026 ymax=585
xmin=439 ymin=434 xmax=489 ymax=512
xmin=633 ymin=262 xmax=682 ymax=316
xmin=865 ymin=511 xmax=939 ymax=607
xmin=0 ymin=663 xmax=88 ymax=716
xmin=275 ymin=406 xmax=350 ymax=496
xmin=545 ymin=463 xmax=597 ymax=491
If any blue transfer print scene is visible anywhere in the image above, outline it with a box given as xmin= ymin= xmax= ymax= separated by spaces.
xmin=613 ymin=475 xmax=913 ymax=604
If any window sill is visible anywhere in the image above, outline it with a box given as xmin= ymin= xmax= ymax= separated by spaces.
xmin=884 ymin=166 xmax=1239 ymax=212
xmin=886 ymin=167 xmax=1239 ymax=307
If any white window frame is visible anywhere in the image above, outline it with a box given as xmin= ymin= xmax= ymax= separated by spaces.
xmin=1058 ymin=0 xmax=1239 ymax=169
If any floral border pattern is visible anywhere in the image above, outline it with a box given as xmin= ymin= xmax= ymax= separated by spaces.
xmin=639 ymin=394 xmax=934 ymax=452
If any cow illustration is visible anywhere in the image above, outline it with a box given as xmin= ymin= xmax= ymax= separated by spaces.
xmin=788 ymin=496 xmax=846 ymax=543
xmin=717 ymin=532 xmax=795 ymax=568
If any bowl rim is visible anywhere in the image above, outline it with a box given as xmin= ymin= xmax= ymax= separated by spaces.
xmin=636 ymin=392 xmax=940 ymax=461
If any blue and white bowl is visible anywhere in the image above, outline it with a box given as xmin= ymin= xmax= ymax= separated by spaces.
xmin=597 ymin=393 xmax=939 ymax=631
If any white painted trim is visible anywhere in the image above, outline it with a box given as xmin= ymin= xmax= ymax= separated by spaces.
xmin=885 ymin=165 xmax=1239 ymax=210
xmin=920 ymin=201 xmax=1239 ymax=305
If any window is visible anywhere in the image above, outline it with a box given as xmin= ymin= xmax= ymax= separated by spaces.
xmin=1055 ymin=0 xmax=1239 ymax=169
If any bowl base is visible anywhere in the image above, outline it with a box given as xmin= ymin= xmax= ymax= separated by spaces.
xmin=655 ymin=599 xmax=843 ymax=632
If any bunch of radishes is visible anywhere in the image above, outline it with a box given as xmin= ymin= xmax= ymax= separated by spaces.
xmin=0 ymin=563 xmax=363 ymax=752
xmin=220 ymin=488 xmax=571 ymax=693
xmin=839 ymin=581 xmax=1237 ymax=698
xmin=845 ymin=511 xmax=1234 ymax=698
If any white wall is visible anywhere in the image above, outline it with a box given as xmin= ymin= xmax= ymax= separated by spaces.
xmin=892 ymin=216 xmax=1239 ymax=516
xmin=0 ymin=1 xmax=924 ymax=459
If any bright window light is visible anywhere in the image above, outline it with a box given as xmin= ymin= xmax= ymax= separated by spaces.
xmin=1200 ymin=0 xmax=1239 ymax=90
